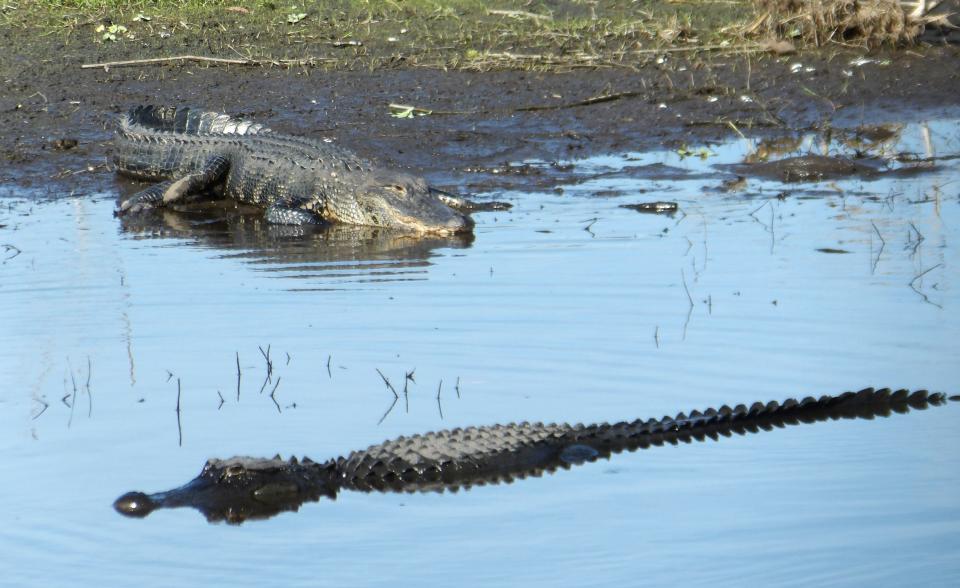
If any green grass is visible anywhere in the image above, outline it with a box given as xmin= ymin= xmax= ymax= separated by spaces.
xmin=3 ymin=1 xmax=758 ymax=71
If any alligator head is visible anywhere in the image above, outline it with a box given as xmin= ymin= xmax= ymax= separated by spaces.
xmin=113 ymin=456 xmax=339 ymax=524
xmin=326 ymin=171 xmax=474 ymax=235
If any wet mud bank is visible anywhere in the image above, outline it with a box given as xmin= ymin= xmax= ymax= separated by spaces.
xmin=2 ymin=45 xmax=959 ymax=199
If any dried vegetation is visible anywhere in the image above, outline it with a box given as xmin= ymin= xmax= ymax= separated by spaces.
xmin=750 ymin=0 xmax=929 ymax=47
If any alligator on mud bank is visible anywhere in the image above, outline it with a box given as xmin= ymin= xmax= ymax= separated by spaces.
xmin=114 ymin=388 xmax=954 ymax=524
xmin=113 ymin=105 xmax=507 ymax=234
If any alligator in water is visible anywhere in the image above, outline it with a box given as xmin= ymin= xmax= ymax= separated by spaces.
xmin=113 ymin=105 xmax=508 ymax=234
xmin=114 ymin=388 xmax=954 ymax=524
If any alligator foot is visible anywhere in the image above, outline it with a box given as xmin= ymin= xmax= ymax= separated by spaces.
xmin=117 ymin=180 xmax=170 ymax=214
xmin=117 ymin=156 xmax=230 ymax=215
xmin=265 ymin=205 xmax=323 ymax=226
xmin=161 ymin=156 xmax=230 ymax=205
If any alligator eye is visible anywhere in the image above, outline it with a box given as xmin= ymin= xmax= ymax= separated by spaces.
xmin=223 ymin=464 xmax=246 ymax=479
xmin=388 ymin=184 xmax=406 ymax=194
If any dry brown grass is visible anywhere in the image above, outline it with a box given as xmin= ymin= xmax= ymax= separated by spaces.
xmin=753 ymin=0 xmax=924 ymax=47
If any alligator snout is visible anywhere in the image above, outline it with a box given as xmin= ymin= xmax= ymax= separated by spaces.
xmin=439 ymin=211 xmax=474 ymax=235
xmin=113 ymin=491 xmax=157 ymax=518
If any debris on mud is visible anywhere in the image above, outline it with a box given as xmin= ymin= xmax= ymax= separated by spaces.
xmin=620 ymin=201 xmax=680 ymax=215
xmin=737 ymin=154 xmax=879 ymax=182
xmin=46 ymin=139 xmax=78 ymax=151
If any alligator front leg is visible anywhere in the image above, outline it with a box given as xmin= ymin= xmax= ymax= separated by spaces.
xmin=116 ymin=180 xmax=169 ymax=214
xmin=264 ymin=204 xmax=323 ymax=226
xmin=118 ymin=155 xmax=230 ymax=214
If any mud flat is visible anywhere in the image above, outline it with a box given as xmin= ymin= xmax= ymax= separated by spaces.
xmin=1 ymin=2 xmax=959 ymax=197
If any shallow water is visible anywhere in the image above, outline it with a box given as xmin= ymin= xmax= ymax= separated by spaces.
xmin=2 ymin=118 xmax=959 ymax=586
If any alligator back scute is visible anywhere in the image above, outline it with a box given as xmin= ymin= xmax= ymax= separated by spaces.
xmin=124 ymin=105 xmax=271 ymax=136
xmin=338 ymin=422 xmax=578 ymax=493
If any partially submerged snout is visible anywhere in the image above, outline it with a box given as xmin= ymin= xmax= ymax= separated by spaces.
xmin=114 ymin=456 xmax=339 ymax=523
xmin=370 ymin=183 xmax=473 ymax=235
xmin=345 ymin=171 xmax=475 ymax=235
xmin=114 ymin=491 xmax=157 ymax=518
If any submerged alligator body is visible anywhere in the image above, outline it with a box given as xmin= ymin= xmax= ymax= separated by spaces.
xmin=114 ymin=388 xmax=953 ymax=524
xmin=113 ymin=105 xmax=505 ymax=234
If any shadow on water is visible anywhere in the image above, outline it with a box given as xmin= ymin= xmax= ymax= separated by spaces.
xmin=117 ymin=203 xmax=473 ymax=288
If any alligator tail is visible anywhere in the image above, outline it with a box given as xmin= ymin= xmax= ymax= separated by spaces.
xmin=569 ymin=388 xmax=950 ymax=460
xmin=121 ymin=105 xmax=271 ymax=136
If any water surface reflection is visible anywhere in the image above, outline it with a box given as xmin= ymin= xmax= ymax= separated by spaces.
xmin=119 ymin=205 xmax=473 ymax=288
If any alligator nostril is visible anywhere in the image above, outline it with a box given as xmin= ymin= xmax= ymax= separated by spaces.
xmin=113 ymin=491 xmax=156 ymax=518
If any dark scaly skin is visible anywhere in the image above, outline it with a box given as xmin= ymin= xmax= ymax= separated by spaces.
xmin=112 ymin=105 xmax=506 ymax=234
xmin=113 ymin=388 xmax=954 ymax=524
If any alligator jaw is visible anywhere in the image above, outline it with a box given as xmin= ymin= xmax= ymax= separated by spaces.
xmin=397 ymin=210 xmax=475 ymax=236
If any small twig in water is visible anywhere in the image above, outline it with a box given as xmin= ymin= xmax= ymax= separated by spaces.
xmin=870 ymin=221 xmax=886 ymax=275
xmin=748 ymin=199 xmax=770 ymax=219
xmin=270 ymin=377 xmax=282 ymax=398
xmin=236 ymin=351 xmax=241 ymax=401
xmin=68 ymin=360 xmax=78 ymax=428
xmin=377 ymin=396 xmax=398 ymax=426
xmin=909 ymin=263 xmax=943 ymax=308
xmin=376 ymin=368 xmax=399 ymax=398
xmin=269 ymin=377 xmax=282 ymax=413
xmin=906 ymin=222 xmax=925 ymax=257
xmin=680 ymin=270 xmax=694 ymax=341
xmin=258 ymin=373 xmax=270 ymax=395
xmin=85 ymin=356 xmax=92 ymax=418
xmin=2 ymin=244 xmax=21 ymax=263
xmin=32 ymin=398 xmax=49 ymax=420
xmin=259 ymin=345 xmax=273 ymax=382
xmin=583 ymin=217 xmax=598 ymax=236
xmin=176 ymin=378 xmax=182 ymax=447
xmin=681 ymin=269 xmax=694 ymax=309
xmin=436 ymin=380 xmax=444 ymax=420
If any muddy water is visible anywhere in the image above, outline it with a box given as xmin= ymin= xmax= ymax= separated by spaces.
xmin=2 ymin=118 xmax=959 ymax=586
